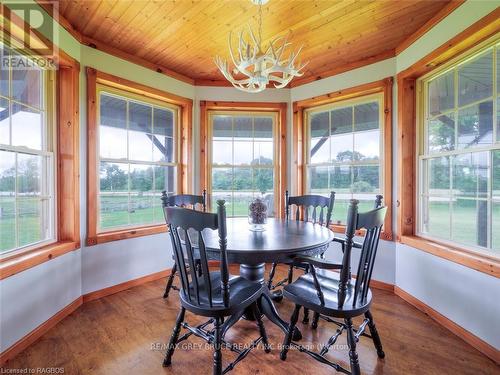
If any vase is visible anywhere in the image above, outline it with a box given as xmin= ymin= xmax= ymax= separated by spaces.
xmin=248 ymin=197 xmax=268 ymax=232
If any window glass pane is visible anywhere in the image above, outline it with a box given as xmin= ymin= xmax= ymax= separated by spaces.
xmin=309 ymin=166 xmax=328 ymax=193
xmin=310 ymin=111 xmax=329 ymax=163
xmin=426 ymin=157 xmax=450 ymax=195
xmin=452 ymin=152 xmax=489 ymax=198
xmin=428 ymin=114 xmax=455 ymax=152
xmin=129 ymin=164 xmax=154 ymax=226
xmin=17 ymin=197 xmax=42 ymax=247
xmin=254 ymin=117 xmax=273 ymax=139
xmin=330 ymin=165 xmax=352 ymax=191
xmin=331 ymin=107 xmax=352 ymax=134
xmin=331 ymin=107 xmax=353 ymax=162
xmin=253 ymin=141 xmax=273 ymax=165
xmin=17 ymin=153 xmax=42 ymax=196
xmin=352 ymin=165 xmax=379 ymax=193
xmin=497 ymin=46 xmax=500 ymax=93
xmin=213 ymin=116 xmax=232 ymax=140
xmin=99 ymin=162 xmax=129 ymax=229
xmin=451 ymin=199 xmax=487 ymax=248
xmin=154 ymin=165 xmax=175 ymax=194
xmin=0 ymin=150 xmax=15 ymax=252
xmin=493 ymin=203 xmax=500 ymax=251
xmin=331 ymin=133 xmax=353 ymax=162
xmin=212 ymin=168 xmax=233 ymax=215
xmin=129 ymin=102 xmax=153 ymax=161
xmin=153 ymin=108 xmax=174 ymax=162
xmin=457 ymin=101 xmax=493 ymax=149
xmin=11 ymin=102 xmax=42 ymax=149
xmin=354 ymin=130 xmax=379 ymax=161
xmin=422 ymin=198 xmax=450 ymax=240
xmin=212 ymin=140 xmax=232 ymax=166
xmin=153 ymin=165 xmax=174 ymax=222
xmin=234 ymin=117 xmax=252 ymax=138
xmin=212 ymin=168 xmax=232 ymax=191
xmin=354 ymin=102 xmax=378 ymax=131
xmin=233 ymin=140 xmax=253 ymax=165
xmin=12 ymin=61 xmax=41 ymax=108
xmin=100 ymin=94 xmax=127 ymax=159
xmin=428 ymin=71 xmax=454 ymax=117
xmin=458 ymin=50 xmax=493 ymax=107
xmin=0 ymin=98 xmax=9 ymax=145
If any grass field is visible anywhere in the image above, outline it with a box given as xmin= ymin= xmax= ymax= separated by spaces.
xmin=1 ymin=195 xmax=498 ymax=253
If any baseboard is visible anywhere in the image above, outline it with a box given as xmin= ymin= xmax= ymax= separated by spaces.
xmin=369 ymin=279 xmax=394 ymax=292
xmin=0 ymin=296 xmax=83 ymax=366
xmin=394 ymin=286 xmax=500 ymax=364
xmin=83 ymin=269 xmax=171 ymax=303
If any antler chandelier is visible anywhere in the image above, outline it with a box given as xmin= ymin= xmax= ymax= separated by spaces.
xmin=214 ymin=0 xmax=307 ymax=93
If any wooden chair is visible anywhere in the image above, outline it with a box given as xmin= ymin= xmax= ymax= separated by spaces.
xmin=161 ymin=190 xmax=206 ymax=298
xmin=162 ymin=201 xmax=270 ymax=374
xmin=267 ymin=191 xmax=335 ymax=325
xmin=280 ymin=199 xmax=387 ymax=375
xmin=304 ymin=194 xmax=384 ymax=329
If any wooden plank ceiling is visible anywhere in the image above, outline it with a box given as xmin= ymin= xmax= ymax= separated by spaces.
xmin=58 ymin=0 xmax=454 ymax=86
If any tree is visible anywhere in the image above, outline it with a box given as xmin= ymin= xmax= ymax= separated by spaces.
xmin=100 ymin=164 xmax=127 ymax=191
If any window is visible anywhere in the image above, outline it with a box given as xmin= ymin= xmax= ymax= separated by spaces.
xmin=209 ymin=112 xmax=277 ymax=216
xmin=0 ymin=43 xmax=55 ymax=254
xmin=86 ymin=68 xmax=192 ymax=245
xmin=305 ymin=95 xmax=383 ymax=224
xmin=418 ymin=42 xmax=500 ymax=253
xmin=97 ymin=88 xmax=177 ymax=230
xmin=200 ymin=101 xmax=287 ymax=218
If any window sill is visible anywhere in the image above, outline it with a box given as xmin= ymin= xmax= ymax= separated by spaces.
xmin=86 ymin=224 xmax=168 ymax=246
xmin=330 ymin=224 xmax=393 ymax=241
xmin=400 ymin=235 xmax=500 ymax=278
xmin=0 ymin=241 xmax=80 ymax=280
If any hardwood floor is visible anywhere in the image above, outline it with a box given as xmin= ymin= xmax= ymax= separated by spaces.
xmin=3 ymin=266 xmax=498 ymax=374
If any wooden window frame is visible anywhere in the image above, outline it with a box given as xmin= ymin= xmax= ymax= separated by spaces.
xmin=86 ymin=68 xmax=192 ymax=246
xmin=0 ymin=55 xmax=80 ymax=279
xmin=199 ymin=101 xmax=287 ymax=218
xmin=397 ymin=9 xmax=500 ymax=278
xmin=294 ymin=78 xmax=394 ymax=240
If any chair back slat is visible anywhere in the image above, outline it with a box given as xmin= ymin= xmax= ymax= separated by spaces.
xmin=184 ymin=230 xmax=200 ymax=305
xmin=198 ymin=236 xmax=213 ymax=307
xmin=170 ymin=225 xmax=190 ymax=298
xmin=164 ymin=201 xmax=229 ymax=309
xmin=338 ymin=200 xmax=387 ymax=308
xmin=161 ymin=190 xmax=207 ymax=211
xmin=285 ymin=190 xmax=335 ymax=227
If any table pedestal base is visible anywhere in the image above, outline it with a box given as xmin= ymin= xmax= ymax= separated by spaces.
xmin=239 ymin=263 xmax=302 ymax=341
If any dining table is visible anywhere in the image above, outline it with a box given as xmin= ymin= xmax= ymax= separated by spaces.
xmin=202 ymin=217 xmax=335 ymax=340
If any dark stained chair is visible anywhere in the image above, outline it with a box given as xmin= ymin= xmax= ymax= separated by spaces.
xmin=267 ymin=190 xmax=335 ymax=292
xmin=303 ymin=194 xmax=384 ymax=329
xmin=162 ymin=201 xmax=270 ymax=374
xmin=280 ymin=199 xmax=387 ymax=375
xmin=161 ymin=190 xmax=206 ymax=298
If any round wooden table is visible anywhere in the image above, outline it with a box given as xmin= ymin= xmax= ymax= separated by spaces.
xmin=203 ymin=217 xmax=334 ymax=340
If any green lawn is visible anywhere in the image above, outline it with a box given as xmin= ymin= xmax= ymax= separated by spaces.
xmin=1 ymin=195 xmax=499 ymax=253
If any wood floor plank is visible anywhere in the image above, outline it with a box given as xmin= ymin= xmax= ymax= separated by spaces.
xmin=2 ymin=266 xmax=498 ymax=374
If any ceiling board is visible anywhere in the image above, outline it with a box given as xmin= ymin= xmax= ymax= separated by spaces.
xmin=57 ymin=0 xmax=456 ymax=84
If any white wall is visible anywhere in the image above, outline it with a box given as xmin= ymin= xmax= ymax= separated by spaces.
xmin=0 ymin=250 xmax=82 ymax=352
xmin=396 ymin=244 xmax=500 ymax=349
xmin=1 ymin=0 xmax=499 ymax=356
